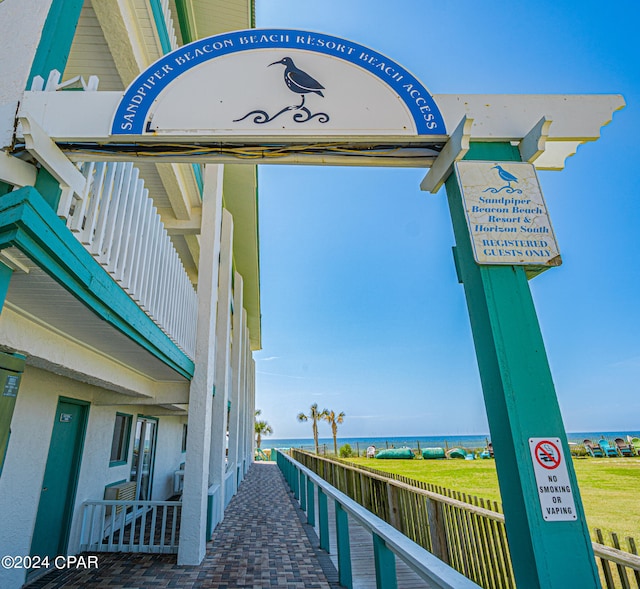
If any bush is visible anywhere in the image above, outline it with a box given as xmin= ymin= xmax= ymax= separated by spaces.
xmin=339 ymin=443 xmax=354 ymax=458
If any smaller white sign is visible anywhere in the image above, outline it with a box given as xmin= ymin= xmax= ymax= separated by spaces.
xmin=529 ymin=437 xmax=577 ymax=522
xmin=455 ymin=161 xmax=561 ymax=268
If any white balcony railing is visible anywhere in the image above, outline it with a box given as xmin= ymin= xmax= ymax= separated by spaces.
xmin=80 ymin=500 xmax=182 ymax=554
xmin=158 ymin=0 xmax=179 ymax=51
xmin=64 ymin=161 xmax=197 ymax=358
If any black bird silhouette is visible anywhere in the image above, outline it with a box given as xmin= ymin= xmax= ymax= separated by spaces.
xmin=269 ymin=57 xmax=324 ymax=108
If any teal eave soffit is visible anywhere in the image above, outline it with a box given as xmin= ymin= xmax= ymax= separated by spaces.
xmin=0 ymin=187 xmax=194 ymax=379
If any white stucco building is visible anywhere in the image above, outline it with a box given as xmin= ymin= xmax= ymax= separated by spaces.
xmin=0 ymin=1 xmax=259 ymax=586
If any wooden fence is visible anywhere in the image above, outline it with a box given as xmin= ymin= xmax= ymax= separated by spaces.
xmin=293 ymin=450 xmax=640 ymax=589
xmin=593 ymin=530 xmax=640 ymax=589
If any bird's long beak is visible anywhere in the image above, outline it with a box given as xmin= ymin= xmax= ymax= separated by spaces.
xmin=268 ymin=59 xmax=284 ymax=67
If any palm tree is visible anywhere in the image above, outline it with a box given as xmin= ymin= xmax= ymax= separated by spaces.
xmin=254 ymin=410 xmax=273 ymax=449
xmin=297 ymin=403 xmax=328 ymax=454
xmin=324 ymin=410 xmax=345 ymax=455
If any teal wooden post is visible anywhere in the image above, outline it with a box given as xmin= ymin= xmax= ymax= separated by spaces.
xmin=0 ymin=262 xmax=14 ymax=314
xmin=27 ymin=0 xmax=84 ymax=212
xmin=335 ymin=501 xmax=353 ymax=589
xmin=318 ymin=488 xmax=329 ymax=552
xmin=444 ymin=142 xmax=600 ymax=588
xmin=372 ymin=533 xmax=397 ymax=589
xmin=300 ymin=471 xmax=307 ymax=511
xmin=293 ymin=464 xmax=299 ymax=500
xmin=307 ymin=478 xmax=315 ymax=527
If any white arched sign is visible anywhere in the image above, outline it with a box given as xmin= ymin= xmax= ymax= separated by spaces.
xmin=111 ymin=29 xmax=446 ymax=138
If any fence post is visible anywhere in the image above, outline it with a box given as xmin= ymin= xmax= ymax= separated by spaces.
xmin=426 ymin=497 xmax=450 ymax=564
xmin=373 ymin=532 xmax=397 ymax=589
xmin=335 ymin=501 xmax=353 ymax=589
xmin=318 ymin=488 xmax=329 ymax=552
xmin=386 ymin=481 xmax=402 ymax=532
xmin=360 ymin=472 xmax=370 ymax=511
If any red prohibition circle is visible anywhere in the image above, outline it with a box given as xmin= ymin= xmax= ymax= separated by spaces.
xmin=534 ymin=440 xmax=561 ymax=470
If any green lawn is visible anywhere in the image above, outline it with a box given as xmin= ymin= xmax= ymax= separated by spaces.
xmin=347 ymin=455 xmax=640 ymax=540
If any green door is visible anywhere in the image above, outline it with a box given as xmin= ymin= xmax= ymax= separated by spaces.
xmin=30 ymin=398 xmax=88 ymax=561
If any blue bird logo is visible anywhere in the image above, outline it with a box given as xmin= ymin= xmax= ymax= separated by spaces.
xmin=483 ymin=165 xmax=523 ymax=194
xmin=492 ymin=165 xmax=518 ymax=189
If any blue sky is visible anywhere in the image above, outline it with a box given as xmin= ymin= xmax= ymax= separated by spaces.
xmin=252 ymin=1 xmax=639 ymax=439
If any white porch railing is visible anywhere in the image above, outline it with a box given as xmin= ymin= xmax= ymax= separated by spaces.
xmin=80 ymin=499 xmax=182 ymax=554
xmin=63 ymin=161 xmax=197 ymax=358
xmin=158 ymin=0 xmax=179 ymax=51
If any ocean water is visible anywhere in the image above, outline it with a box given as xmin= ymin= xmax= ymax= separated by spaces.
xmin=263 ymin=431 xmax=640 ymax=453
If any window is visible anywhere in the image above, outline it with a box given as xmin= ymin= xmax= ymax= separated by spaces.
xmin=181 ymin=424 xmax=188 ymax=453
xmin=110 ymin=413 xmax=132 ymax=466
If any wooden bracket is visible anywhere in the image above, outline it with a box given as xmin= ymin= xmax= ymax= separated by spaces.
xmin=19 ymin=112 xmax=88 ymax=216
xmin=420 ymin=116 xmax=473 ymax=194
xmin=519 ymin=116 xmax=552 ymax=163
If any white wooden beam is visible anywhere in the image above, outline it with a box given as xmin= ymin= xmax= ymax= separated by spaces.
xmin=178 ymin=164 xmax=223 ymax=566
xmin=420 ymin=116 xmax=473 ymax=194
xmin=0 ymin=151 xmax=37 ymax=187
xmin=160 ymin=207 xmax=202 ymax=235
xmin=19 ymin=113 xmax=87 ymax=214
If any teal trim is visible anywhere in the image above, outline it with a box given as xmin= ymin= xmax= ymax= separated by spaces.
xmin=181 ymin=423 xmax=187 ymax=452
xmin=318 ymin=488 xmax=329 ymax=552
xmin=335 ymin=501 xmax=353 ymax=589
xmin=30 ymin=396 xmax=90 ymax=562
xmin=148 ymin=0 xmax=173 ymax=54
xmin=306 ymin=478 xmax=315 ymax=527
xmin=175 ymin=0 xmax=204 ymax=199
xmin=0 ymin=430 xmax=10 ymax=477
xmin=299 ymin=471 xmax=306 ymax=511
xmin=28 ymin=0 xmax=84 ymax=212
xmin=192 ymin=164 xmax=203 ymax=197
xmin=0 ymin=351 xmax=25 ymax=478
xmin=27 ymin=0 xmax=84 ymax=88
xmin=0 ymin=187 xmax=194 ymax=379
xmin=174 ymin=0 xmax=195 ymax=45
xmin=34 ymin=168 xmax=62 ymax=212
xmin=373 ymin=533 xmax=397 ymax=589
xmin=109 ymin=412 xmax=132 ymax=467
xmin=0 ymin=261 xmax=14 ymax=313
xmin=105 ymin=478 xmax=127 ymax=488
xmin=206 ymin=490 xmax=215 ymax=540
xmin=444 ymin=142 xmax=600 ymax=588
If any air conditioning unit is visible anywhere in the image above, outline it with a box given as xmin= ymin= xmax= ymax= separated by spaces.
xmin=173 ymin=468 xmax=185 ymax=494
xmin=104 ymin=481 xmax=137 ymax=515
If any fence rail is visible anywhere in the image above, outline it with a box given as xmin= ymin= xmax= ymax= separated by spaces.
xmin=593 ymin=530 xmax=640 ymax=589
xmin=79 ymin=499 xmax=182 ymax=554
xmin=293 ymin=450 xmax=640 ymax=589
xmin=278 ymin=450 xmax=482 ymax=589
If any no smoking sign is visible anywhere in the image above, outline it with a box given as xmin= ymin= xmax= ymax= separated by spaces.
xmin=529 ymin=437 xmax=577 ymax=521
xmin=534 ymin=440 xmax=561 ymax=469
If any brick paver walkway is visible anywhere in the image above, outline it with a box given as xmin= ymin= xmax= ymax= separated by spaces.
xmin=29 ymin=463 xmax=335 ymax=588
